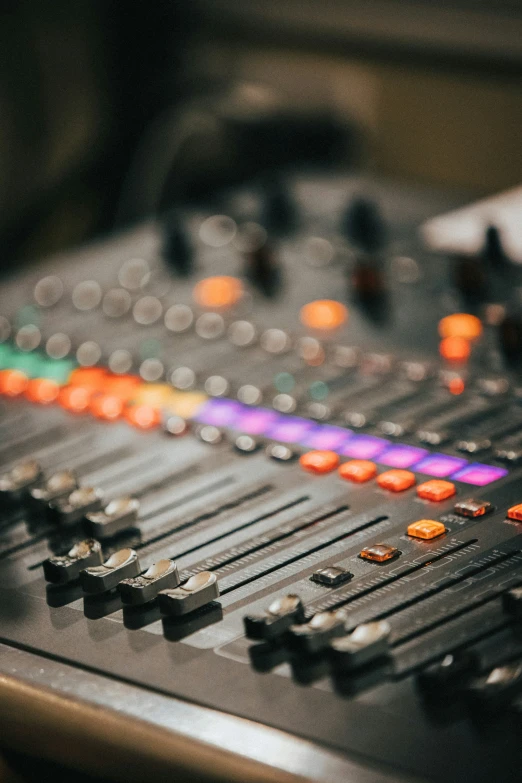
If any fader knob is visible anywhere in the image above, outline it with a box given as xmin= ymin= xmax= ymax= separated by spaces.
xmin=343 ymin=197 xmax=386 ymax=252
xmin=261 ymin=177 xmax=295 ymax=234
xmin=162 ymin=216 xmax=192 ymax=276
xmin=245 ymin=244 xmax=282 ymax=297
xmin=499 ymin=310 xmax=522 ymax=365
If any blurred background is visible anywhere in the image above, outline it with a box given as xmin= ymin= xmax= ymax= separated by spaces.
xmin=1 ymin=0 xmax=521 ymax=272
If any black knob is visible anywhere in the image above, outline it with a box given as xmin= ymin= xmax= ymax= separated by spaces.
xmin=261 ymin=178 xmax=295 ymax=235
xmin=343 ymin=197 xmax=386 ymax=253
xmin=246 ymin=243 xmax=282 ymax=297
xmin=163 ymin=217 xmax=192 ymax=276
xmin=499 ymin=310 xmax=522 ymax=365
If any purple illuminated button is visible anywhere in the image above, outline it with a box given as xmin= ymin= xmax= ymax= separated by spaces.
xmin=267 ymin=415 xmax=316 ymax=443
xmin=236 ymin=406 xmax=279 ymax=435
xmin=303 ymin=425 xmax=353 ymax=451
xmin=413 ymin=453 xmax=468 ymax=477
xmin=340 ymin=435 xmax=390 ymax=460
xmin=451 ymin=463 xmax=508 ymax=486
xmin=379 ymin=444 xmax=429 ymax=469
xmin=195 ymin=398 xmax=243 ymax=427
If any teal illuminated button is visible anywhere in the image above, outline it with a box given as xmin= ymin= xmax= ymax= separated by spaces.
xmin=309 ymin=380 xmax=329 ymax=401
xmin=10 ymin=351 xmax=45 ymax=378
xmin=274 ymin=372 xmax=295 ymax=393
xmin=0 ymin=344 xmax=15 ymax=369
xmin=41 ymin=359 xmax=76 ymax=384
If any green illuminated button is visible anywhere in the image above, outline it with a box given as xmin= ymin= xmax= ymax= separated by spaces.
xmin=274 ymin=372 xmax=295 ymax=393
xmin=309 ymin=381 xmax=329 ymax=400
xmin=10 ymin=351 xmax=45 ymax=378
xmin=0 ymin=344 xmax=15 ymax=369
xmin=41 ymin=359 xmax=76 ymax=383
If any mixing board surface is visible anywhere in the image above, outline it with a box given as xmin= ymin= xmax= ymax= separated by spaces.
xmin=0 ymin=174 xmax=521 ymax=782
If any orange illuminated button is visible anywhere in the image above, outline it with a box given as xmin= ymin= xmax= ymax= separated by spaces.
xmin=68 ymin=367 xmax=108 ymax=388
xmin=338 ymin=460 xmax=377 ymax=483
xmin=58 ymin=385 xmax=93 ymax=413
xmin=299 ymin=450 xmax=340 ymax=474
xmin=417 ymin=479 xmax=456 ymax=502
xmin=438 ymin=314 xmax=482 ymax=341
xmin=360 ymin=543 xmax=398 ymax=563
xmin=104 ymin=374 xmax=141 ymax=400
xmin=377 ymin=469 xmax=416 ymax=492
xmin=0 ymin=369 xmax=28 ymax=396
xmin=300 ymin=300 xmax=348 ymax=331
xmin=25 ymin=378 xmax=60 ymax=404
xmin=193 ymin=276 xmax=243 ymax=310
xmin=124 ymin=404 xmax=161 ymax=430
xmin=407 ymin=519 xmax=446 ymax=540
xmin=507 ymin=504 xmax=522 ymax=522
xmin=439 ymin=336 xmax=471 ymax=364
xmin=89 ymin=394 xmax=124 ymax=421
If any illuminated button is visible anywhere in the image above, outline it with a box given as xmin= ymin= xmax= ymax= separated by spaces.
xmin=439 ymin=336 xmax=471 ymax=364
xmin=407 ymin=519 xmax=446 ymax=540
xmin=377 ymin=469 xmax=415 ymax=492
xmin=68 ymin=367 xmax=107 ymax=388
xmin=104 ymin=374 xmax=141 ymax=399
xmin=193 ymin=275 xmax=243 ymax=309
xmin=90 ymin=394 xmax=124 ymax=420
xmin=359 ymin=543 xmax=399 ymax=563
xmin=338 ymin=460 xmax=376 ymax=483
xmin=58 ymin=385 xmax=93 ymax=413
xmin=0 ymin=369 xmax=28 ymax=396
xmin=454 ymin=498 xmax=493 ymax=518
xmin=300 ymin=299 xmax=348 ymax=331
xmin=417 ymin=479 xmax=456 ymax=502
xmin=507 ymin=504 xmax=522 ymax=522
xmin=438 ymin=314 xmax=482 ymax=341
xmin=25 ymin=378 xmax=60 ymax=404
xmin=124 ymin=404 xmax=161 ymax=430
xmin=299 ymin=450 xmax=340 ymax=475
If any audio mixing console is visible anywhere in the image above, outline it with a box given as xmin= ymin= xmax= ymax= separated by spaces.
xmin=0 ymin=174 xmax=521 ymax=783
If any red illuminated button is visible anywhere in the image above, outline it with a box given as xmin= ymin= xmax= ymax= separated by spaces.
xmin=90 ymin=394 xmax=124 ymax=420
xmin=439 ymin=336 xmax=471 ymax=364
xmin=377 ymin=469 xmax=416 ymax=492
xmin=300 ymin=300 xmax=348 ymax=331
xmin=124 ymin=405 xmax=161 ymax=430
xmin=438 ymin=314 xmax=482 ymax=341
xmin=68 ymin=367 xmax=108 ymax=388
xmin=104 ymin=375 xmax=141 ymax=399
xmin=25 ymin=378 xmax=60 ymax=404
xmin=0 ymin=369 xmax=29 ymax=396
xmin=300 ymin=450 xmax=340 ymax=475
xmin=417 ymin=479 xmax=456 ymax=502
xmin=407 ymin=519 xmax=446 ymax=540
xmin=338 ymin=460 xmax=377 ymax=483
xmin=193 ymin=276 xmax=243 ymax=309
xmin=360 ymin=544 xmax=398 ymax=563
xmin=507 ymin=504 xmax=522 ymax=522
xmin=58 ymin=385 xmax=93 ymax=413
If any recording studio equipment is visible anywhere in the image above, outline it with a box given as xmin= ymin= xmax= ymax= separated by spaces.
xmin=0 ymin=173 xmax=521 ymax=782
